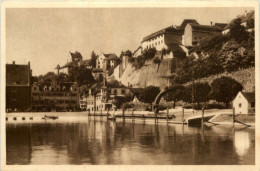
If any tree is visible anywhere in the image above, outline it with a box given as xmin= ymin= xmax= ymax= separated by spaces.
xmin=142 ymin=47 xmax=157 ymax=61
xmin=209 ymin=76 xmax=243 ymax=108
xmin=164 ymin=85 xmax=186 ymax=108
xmin=229 ymin=18 xmax=248 ymax=42
xmin=246 ymin=18 xmax=254 ymax=29
xmin=75 ymin=65 xmax=95 ymax=86
xmin=90 ymin=51 xmax=98 ymax=68
xmin=112 ymin=96 xmax=126 ymax=109
xmin=139 ymin=86 xmax=160 ymax=110
xmin=183 ymin=82 xmax=211 ymax=108
xmin=193 ymin=82 xmax=211 ymax=106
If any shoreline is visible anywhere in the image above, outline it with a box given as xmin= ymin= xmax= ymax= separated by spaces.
xmin=5 ymin=111 xmax=255 ymax=128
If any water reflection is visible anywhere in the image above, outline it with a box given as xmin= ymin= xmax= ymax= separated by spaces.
xmin=6 ymin=119 xmax=255 ymax=165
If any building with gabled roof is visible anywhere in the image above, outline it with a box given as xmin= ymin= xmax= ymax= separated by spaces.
xmin=58 ymin=51 xmax=93 ymax=75
xmin=6 ymin=61 xmax=32 ymax=112
xmin=178 ymin=19 xmax=199 ymax=30
xmin=141 ymin=25 xmax=184 ymax=51
xmin=67 ymin=51 xmax=83 ymax=62
xmin=141 ymin=19 xmax=222 ymax=50
xmin=96 ymin=53 xmax=120 ymax=71
xmin=31 ymin=81 xmax=79 ymax=112
xmin=233 ymin=91 xmax=255 ymax=115
xmin=183 ymin=23 xmax=222 ymax=46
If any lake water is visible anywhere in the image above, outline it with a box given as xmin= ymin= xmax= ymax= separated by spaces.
xmin=6 ymin=116 xmax=255 ymax=165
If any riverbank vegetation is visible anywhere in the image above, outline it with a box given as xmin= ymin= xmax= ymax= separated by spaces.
xmin=172 ymin=18 xmax=255 ymax=84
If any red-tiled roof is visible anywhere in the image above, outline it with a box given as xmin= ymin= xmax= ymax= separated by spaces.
xmin=241 ymin=92 xmax=255 ymax=102
xmin=6 ymin=64 xmax=30 ymax=86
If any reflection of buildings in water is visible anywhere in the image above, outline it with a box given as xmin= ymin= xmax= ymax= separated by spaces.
xmin=31 ymin=145 xmax=69 ymax=164
xmin=234 ymin=130 xmax=250 ymax=157
xmin=108 ymin=121 xmax=116 ymax=145
xmin=6 ymin=125 xmax=32 ymax=164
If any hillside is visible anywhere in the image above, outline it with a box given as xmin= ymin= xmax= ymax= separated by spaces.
xmin=185 ymin=67 xmax=255 ymax=92
xmin=112 ymin=58 xmax=173 ymax=89
xmin=110 ymin=18 xmax=255 ymax=91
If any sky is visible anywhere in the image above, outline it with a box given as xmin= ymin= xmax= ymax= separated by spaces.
xmin=6 ymin=7 xmax=253 ymax=76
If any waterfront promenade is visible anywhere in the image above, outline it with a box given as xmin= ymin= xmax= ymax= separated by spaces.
xmin=5 ymin=107 xmax=255 ymax=127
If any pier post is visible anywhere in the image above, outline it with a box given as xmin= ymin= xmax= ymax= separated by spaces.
xmin=154 ymin=112 xmax=157 ymax=124
xmin=201 ymin=108 xmax=204 ymax=124
xmin=233 ymin=107 xmax=235 ymax=125
xmin=167 ymin=108 xmax=169 ymax=124
xmin=182 ymin=108 xmax=184 ymax=124
xmin=123 ymin=109 xmax=125 ymax=120
xmin=94 ymin=109 xmax=96 ymax=117
xmin=132 ymin=108 xmax=134 ymax=122
xmin=107 ymin=109 xmax=109 ymax=119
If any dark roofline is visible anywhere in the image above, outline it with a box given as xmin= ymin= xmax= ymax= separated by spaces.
xmin=189 ymin=23 xmax=222 ymax=32
xmin=142 ymin=26 xmax=183 ymax=42
xmin=241 ymin=92 xmax=255 ymax=102
xmin=179 ymin=19 xmax=199 ymax=30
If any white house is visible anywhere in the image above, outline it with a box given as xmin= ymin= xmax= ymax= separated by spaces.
xmin=96 ymin=53 xmax=119 ymax=70
xmin=233 ymin=91 xmax=255 ymax=115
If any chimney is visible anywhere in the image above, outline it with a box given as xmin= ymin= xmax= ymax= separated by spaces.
xmin=128 ymin=82 xmax=129 ymax=87
xmin=12 ymin=61 xmax=15 ymax=65
xmin=210 ymin=21 xmax=213 ymax=26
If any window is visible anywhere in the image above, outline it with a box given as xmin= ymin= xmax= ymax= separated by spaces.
xmin=251 ymin=102 xmax=255 ymax=108
xmin=34 ymin=87 xmax=37 ymax=91
xmin=239 ymin=103 xmax=242 ymax=108
xmin=114 ymin=89 xmax=117 ymax=95
xmin=121 ymin=89 xmax=126 ymax=94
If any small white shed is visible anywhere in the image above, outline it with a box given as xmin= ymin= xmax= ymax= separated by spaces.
xmin=233 ymin=91 xmax=255 ymax=115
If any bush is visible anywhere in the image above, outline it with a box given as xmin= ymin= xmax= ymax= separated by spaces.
xmin=153 ymin=57 xmax=161 ymax=64
xmin=205 ymin=103 xmax=226 ymax=109
xmin=142 ymin=48 xmax=157 ymax=60
xmin=209 ymin=76 xmax=243 ymax=107
xmin=122 ymin=102 xmax=134 ymax=110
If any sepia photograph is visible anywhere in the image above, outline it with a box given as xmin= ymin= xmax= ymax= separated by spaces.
xmin=1 ymin=1 xmax=259 ymax=170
